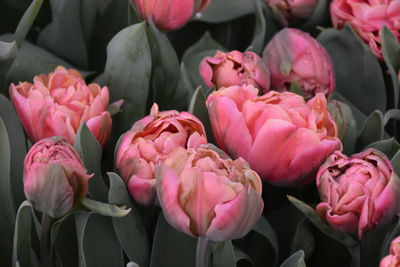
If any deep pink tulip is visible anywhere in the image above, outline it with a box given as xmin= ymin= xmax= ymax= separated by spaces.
xmin=24 ymin=137 xmax=92 ymax=218
xmin=199 ymin=50 xmax=270 ymax=92
xmin=266 ymin=0 xmax=317 ymax=25
xmin=331 ymin=0 xmax=400 ymax=59
xmin=156 ymin=145 xmax=263 ymax=241
xmin=9 ymin=66 xmax=112 ymax=146
xmin=131 ymin=0 xmax=211 ymax=31
xmin=316 ymin=149 xmax=400 ymax=239
xmin=381 ymin=236 xmax=400 ymax=267
xmin=206 ymin=85 xmax=341 ymax=186
xmin=116 ymin=103 xmax=207 ymax=206
xmin=263 ymin=28 xmax=335 ymax=100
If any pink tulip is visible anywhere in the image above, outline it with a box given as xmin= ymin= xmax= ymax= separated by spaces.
xmin=206 ymin=85 xmax=341 ymax=186
xmin=9 ymin=66 xmax=112 ymax=146
xmin=331 ymin=0 xmax=400 ymax=59
xmin=116 ymin=103 xmax=207 ymax=206
xmin=156 ymin=145 xmax=263 ymax=241
xmin=263 ymin=28 xmax=335 ymax=100
xmin=380 ymin=236 xmax=400 ymax=267
xmin=266 ymin=0 xmax=317 ymax=25
xmin=24 ymin=137 xmax=92 ymax=218
xmin=199 ymin=50 xmax=270 ymax=92
xmin=131 ymin=0 xmax=212 ymax=31
xmin=316 ymin=149 xmax=400 ymax=239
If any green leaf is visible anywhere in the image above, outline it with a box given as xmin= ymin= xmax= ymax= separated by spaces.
xmin=301 ymin=0 xmax=330 ymax=31
xmin=252 ymin=216 xmax=279 ymax=266
xmin=318 ymin=25 xmax=386 ymax=115
xmin=147 ymin=21 xmax=182 ymax=110
xmin=12 ymin=201 xmax=40 ymax=267
xmin=74 ymin=123 xmax=108 ymax=202
xmin=13 ymin=0 xmax=43 ymax=47
xmin=249 ymin=0 xmax=266 ymax=54
xmin=212 ymin=241 xmax=236 ymax=267
xmin=188 ymin=86 xmax=215 ymax=144
xmin=0 ymin=116 xmax=14 ymax=267
xmin=365 ymin=138 xmax=400 ymax=159
xmin=182 ymin=32 xmax=225 ymax=88
xmin=75 ymin=213 xmax=124 ymax=267
xmin=391 ymin=149 xmax=400 ymax=175
xmin=37 ymin=0 xmax=88 ymax=68
xmin=80 ymin=198 xmax=130 ymax=217
xmin=108 ymin=172 xmax=149 ymax=266
xmin=150 ymin=213 xmax=197 ymax=267
xmin=195 ymin=0 xmax=254 ymax=23
xmin=287 ymin=196 xmax=358 ymax=248
xmin=291 ymin=218 xmax=315 ymax=261
xmin=177 ymin=63 xmax=197 ymax=107
xmin=384 ymin=109 xmax=400 ymax=125
xmin=357 ymin=110 xmax=384 ymax=149
xmin=381 ymin=26 xmax=400 ymax=108
xmin=0 ymin=41 xmax=17 ymax=61
xmin=380 ymin=215 xmax=400 ymax=260
xmin=0 ymin=94 xmax=27 ymax=208
xmin=280 ymin=251 xmax=306 ymax=267
xmin=104 ymin=22 xmax=152 ymax=128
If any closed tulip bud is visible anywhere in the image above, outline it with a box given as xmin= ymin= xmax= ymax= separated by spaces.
xmin=331 ymin=0 xmax=400 ymax=59
xmin=199 ymin=50 xmax=270 ymax=92
xmin=263 ymin=28 xmax=335 ymax=100
xmin=316 ymin=149 xmax=400 ymax=239
xmin=206 ymin=85 xmax=341 ymax=186
xmin=116 ymin=104 xmax=207 ymax=206
xmin=9 ymin=66 xmax=112 ymax=146
xmin=328 ymin=100 xmax=356 ymax=141
xmin=380 ymin=236 xmax=400 ymax=267
xmin=131 ymin=0 xmax=212 ymax=31
xmin=24 ymin=137 xmax=92 ymax=218
xmin=156 ymin=145 xmax=263 ymax=241
xmin=266 ymin=0 xmax=317 ymax=25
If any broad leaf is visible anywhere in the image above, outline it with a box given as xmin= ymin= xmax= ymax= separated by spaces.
xmin=80 ymin=198 xmax=130 ymax=217
xmin=280 ymin=251 xmax=306 ymax=267
xmin=195 ymin=0 xmax=254 ymax=23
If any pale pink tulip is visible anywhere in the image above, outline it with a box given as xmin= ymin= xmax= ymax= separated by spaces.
xmin=331 ymin=0 xmax=400 ymax=59
xmin=381 ymin=236 xmax=400 ymax=267
xmin=199 ymin=50 xmax=270 ymax=92
xmin=131 ymin=0 xmax=212 ymax=31
xmin=9 ymin=66 xmax=112 ymax=146
xmin=156 ymin=145 xmax=263 ymax=241
xmin=263 ymin=28 xmax=335 ymax=100
xmin=116 ymin=103 xmax=207 ymax=206
xmin=316 ymin=149 xmax=400 ymax=239
xmin=24 ymin=137 xmax=92 ymax=218
xmin=206 ymin=85 xmax=341 ymax=186
xmin=266 ymin=0 xmax=317 ymax=25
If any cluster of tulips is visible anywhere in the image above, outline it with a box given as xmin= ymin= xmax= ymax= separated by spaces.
xmin=5 ymin=0 xmax=400 ymax=266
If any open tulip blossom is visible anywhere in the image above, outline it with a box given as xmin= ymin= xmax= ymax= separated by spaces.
xmin=156 ymin=145 xmax=264 ymax=241
xmin=316 ymin=149 xmax=400 ymax=239
xmin=381 ymin=236 xmax=400 ymax=267
xmin=23 ymin=137 xmax=92 ymax=218
xmin=9 ymin=66 xmax=112 ymax=146
xmin=206 ymin=85 xmax=341 ymax=186
xmin=199 ymin=50 xmax=270 ymax=92
xmin=116 ymin=103 xmax=207 ymax=206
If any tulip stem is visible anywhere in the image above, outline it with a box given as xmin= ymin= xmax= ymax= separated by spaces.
xmin=40 ymin=214 xmax=55 ymax=267
xmin=196 ymin=237 xmax=212 ymax=267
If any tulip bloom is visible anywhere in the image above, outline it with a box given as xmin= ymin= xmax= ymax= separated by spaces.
xmin=157 ymin=145 xmax=263 ymax=241
xmin=266 ymin=0 xmax=317 ymax=25
xmin=131 ymin=0 xmax=212 ymax=31
xmin=199 ymin=50 xmax=270 ymax=92
xmin=9 ymin=66 xmax=112 ymax=146
xmin=330 ymin=0 xmax=400 ymax=59
xmin=263 ymin=28 xmax=335 ymax=100
xmin=316 ymin=149 xmax=400 ymax=239
xmin=206 ymin=85 xmax=341 ymax=186
xmin=381 ymin=236 xmax=400 ymax=267
xmin=116 ymin=104 xmax=207 ymax=206
xmin=24 ymin=137 xmax=92 ymax=218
